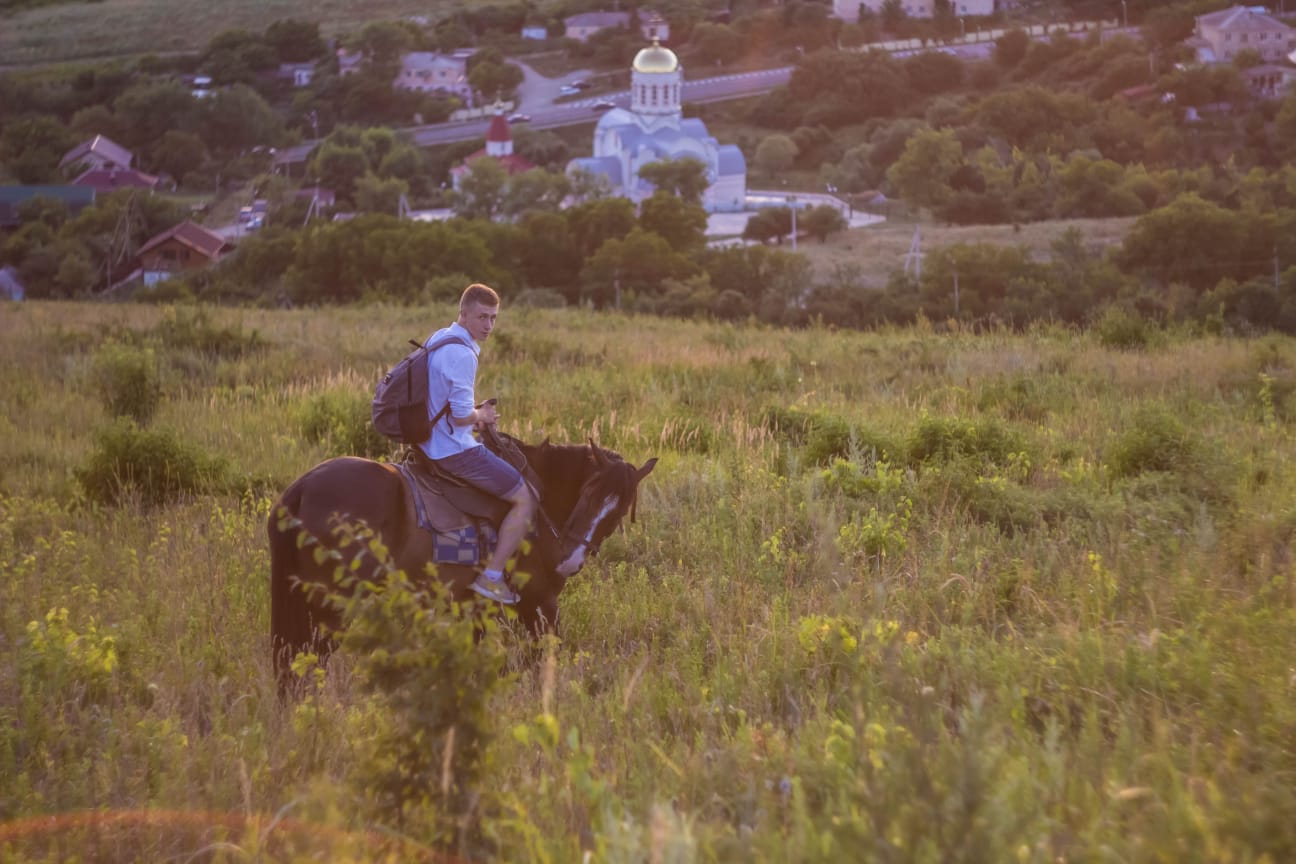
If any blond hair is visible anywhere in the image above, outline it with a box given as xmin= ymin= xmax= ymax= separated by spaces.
xmin=460 ymin=282 xmax=500 ymax=310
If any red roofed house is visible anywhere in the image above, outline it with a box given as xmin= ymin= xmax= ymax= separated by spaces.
xmin=137 ymin=221 xmax=233 ymax=286
xmin=59 ymin=135 xmax=134 ymax=175
xmin=72 ymin=167 xmax=161 ymax=194
xmin=450 ymin=107 xmax=536 ymax=191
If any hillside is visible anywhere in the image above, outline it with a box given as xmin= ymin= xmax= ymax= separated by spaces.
xmin=2 ymin=300 xmax=1295 ymax=860
xmin=0 ymin=0 xmax=448 ymax=67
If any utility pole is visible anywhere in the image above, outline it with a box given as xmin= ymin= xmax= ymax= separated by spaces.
xmin=789 ymin=195 xmax=798 ymax=251
xmin=904 ymin=226 xmax=923 ymax=279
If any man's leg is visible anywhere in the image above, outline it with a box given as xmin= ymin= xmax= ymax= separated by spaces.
xmin=432 ymin=446 xmax=535 ymax=603
xmin=488 ymin=481 xmax=536 ymax=575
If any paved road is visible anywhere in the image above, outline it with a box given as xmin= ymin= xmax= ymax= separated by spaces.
xmin=274 ymin=64 xmax=793 ymax=171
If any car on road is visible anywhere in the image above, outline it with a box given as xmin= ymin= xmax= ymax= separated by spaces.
xmin=591 ymin=100 xmax=616 ymax=111
xmin=569 ymin=79 xmax=591 ymax=90
xmin=508 ymin=113 xmax=531 ymax=123
xmin=559 ymin=85 xmax=581 ymax=96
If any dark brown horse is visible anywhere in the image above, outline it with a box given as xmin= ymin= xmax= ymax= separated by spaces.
xmin=267 ymin=435 xmax=656 ymax=686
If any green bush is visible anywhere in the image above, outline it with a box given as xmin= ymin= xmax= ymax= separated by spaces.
xmin=1106 ymin=407 xmax=1196 ymax=479
xmin=153 ymin=306 xmax=262 ymax=358
xmin=906 ymin=415 xmax=1027 ymax=469
xmin=1093 ymin=304 xmax=1153 ymax=350
xmin=91 ymin=341 xmax=161 ymax=424
xmin=299 ymin=389 xmax=390 ymax=458
xmin=75 ymin=420 xmax=228 ymax=506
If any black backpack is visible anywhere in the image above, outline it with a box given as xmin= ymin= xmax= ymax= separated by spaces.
xmin=371 ymin=334 xmax=469 ymax=444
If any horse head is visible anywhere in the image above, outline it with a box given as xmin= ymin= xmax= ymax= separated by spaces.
xmin=553 ymin=441 xmax=657 ymax=577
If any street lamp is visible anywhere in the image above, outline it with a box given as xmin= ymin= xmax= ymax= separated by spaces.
xmin=959 ymin=18 xmax=965 ymax=40
xmin=1121 ymin=0 xmax=1127 ymax=29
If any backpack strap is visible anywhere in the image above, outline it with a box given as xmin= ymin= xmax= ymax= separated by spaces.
xmin=423 ymin=334 xmax=472 ymax=434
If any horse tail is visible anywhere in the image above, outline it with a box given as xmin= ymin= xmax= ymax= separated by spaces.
xmin=268 ymin=480 xmax=311 ymax=692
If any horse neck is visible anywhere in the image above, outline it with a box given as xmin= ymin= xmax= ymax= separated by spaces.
xmin=523 ymin=443 xmax=594 ymax=524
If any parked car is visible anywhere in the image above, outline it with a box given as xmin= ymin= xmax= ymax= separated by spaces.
xmin=591 ymin=100 xmax=616 ymax=111
xmin=559 ymin=85 xmax=581 ymax=96
xmin=570 ymin=79 xmax=591 ymax=90
xmin=508 ymin=113 xmax=531 ymax=123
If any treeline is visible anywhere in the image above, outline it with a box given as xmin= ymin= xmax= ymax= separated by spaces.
xmin=60 ymin=185 xmax=1287 ymax=337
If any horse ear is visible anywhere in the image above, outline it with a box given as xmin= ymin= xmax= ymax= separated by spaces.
xmin=590 ymin=439 xmax=611 ymax=466
xmin=637 ymin=457 xmax=658 ymax=481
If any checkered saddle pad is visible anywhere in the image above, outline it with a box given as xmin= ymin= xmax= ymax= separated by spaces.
xmin=396 ymin=456 xmax=510 ymax=566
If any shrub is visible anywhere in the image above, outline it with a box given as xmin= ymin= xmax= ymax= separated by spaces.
xmin=906 ymin=415 xmax=1027 ymax=469
xmin=153 ymin=306 xmax=262 ymax=358
xmin=299 ymin=389 xmax=390 ymax=458
xmin=1106 ymin=407 xmax=1195 ymax=479
xmin=76 ymin=420 xmax=228 ymax=506
xmin=1092 ymin=304 xmax=1153 ymax=349
xmin=91 ymin=341 xmax=161 ymax=424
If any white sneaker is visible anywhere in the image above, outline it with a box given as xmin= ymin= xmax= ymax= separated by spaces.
xmin=469 ymin=573 xmax=519 ymax=605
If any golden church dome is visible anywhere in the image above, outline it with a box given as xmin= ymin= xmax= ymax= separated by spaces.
xmin=633 ymin=39 xmax=679 ymax=74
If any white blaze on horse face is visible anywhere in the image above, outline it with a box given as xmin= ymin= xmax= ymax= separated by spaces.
xmin=556 ymin=493 xmax=619 ymax=576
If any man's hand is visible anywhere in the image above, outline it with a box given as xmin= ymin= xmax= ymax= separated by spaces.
xmin=474 ymin=397 xmax=498 ymax=430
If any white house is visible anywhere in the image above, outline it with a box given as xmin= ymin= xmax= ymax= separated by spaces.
xmin=832 ymin=0 xmax=995 ymax=22
xmin=566 ymin=41 xmax=746 ymax=212
xmin=394 ymin=52 xmax=471 ymax=101
xmin=1192 ymin=5 xmax=1296 ymax=64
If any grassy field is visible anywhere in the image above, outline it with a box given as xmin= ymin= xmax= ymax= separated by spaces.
xmin=0 ymin=0 xmax=452 ymax=67
xmin=2 ymin=300 xmax=1295 ymax=861
xmin=797 ymin=216 xmax=1140 ymax=285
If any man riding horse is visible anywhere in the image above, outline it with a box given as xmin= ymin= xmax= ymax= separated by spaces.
xmin=414 ymin=282 xmax=532 ymax=605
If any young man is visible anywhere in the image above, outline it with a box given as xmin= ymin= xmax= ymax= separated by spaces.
xmin=420 ymin=283 xmax=536 ymax=604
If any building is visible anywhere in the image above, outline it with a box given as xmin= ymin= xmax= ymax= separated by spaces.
xmin=1194 ymin=5 xmax=1296 ymax=64
xmin=393 ymin=51 xmax=472 ymax=102
xmin=832 ymin=0 xmax=995 ymax=22
xmin=136 ymin=220 xmax=233 ymax=286
xmin=566 ymin=40 xmax=747 ymax=212
xmin=278 ymin=63 xmax=316 ymax=87
xmin=450 ymin=106 xmax=536 ymax=191
xmin=58 ymin=135 xmax=133 ymax=175
xmin=564 ymin=10 xmax=670 ymax=43
xmin=1242 ymin=63 xmax=1296 ymax=98
xmin=71 ymin=167 xmax=161 ymax=194
xmin=521 ymin=24 xmax=549 ymax=40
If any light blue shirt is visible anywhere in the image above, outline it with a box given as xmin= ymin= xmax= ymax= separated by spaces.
xmin=418 ymin=321 xmax=482 ymax=460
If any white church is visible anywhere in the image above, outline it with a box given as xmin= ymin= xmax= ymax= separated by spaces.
xmin=566 ymin=40 xmax=748 ymax=212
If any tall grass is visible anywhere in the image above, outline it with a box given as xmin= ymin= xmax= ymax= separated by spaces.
xmin=1 ymin=300 xmax=1294 ymax=861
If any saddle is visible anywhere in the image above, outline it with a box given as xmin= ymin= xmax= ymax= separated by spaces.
xmin=395 ymin=428 xmax=543 ymax=567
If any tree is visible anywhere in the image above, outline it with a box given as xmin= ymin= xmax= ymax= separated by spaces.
xmin=886 ymin=126 xmax=962 ymax=210
xmin=516 ymin=211 xmax=581 ymax=297
xmin=201 ymin=84 xmax=283 ymax=159
xmin=579 ymin=227 xmax=695 ymax=308
xmin=1118 ymin=193 xmax=1247 ymax=293
xmin=354 ymin=172 xmax=408 ymax=215
xmin=566 ymin=197 xmax=637 ymax=258
xmin=637 ymin=157 xmax=710 ymax=205
xmin=639 ymin=192 xmax=708 ymax=254
xmin=802 ymin=205 xmax=847 ymax=243
xmin=150 ymin=130 xmax=209 ymax=185
xmin=113 ymin=80 xmax=199 ymax=151
xmin=468 ymin=59 xmax=524 ymax=103
xmin=754 ymin=134 xmax=798 ymax=175
xmin=455 ymin=157 xmax=509 ymax=221
xmin=743 ymin=208 xmax=793 ymax=245
xmin=905 ymin=51 xmax=964 ymax=96
xmin=691 ymin=22 xmax=742 ymax=66
xmin=500 ymin=168 xmax=569 ymax=220
xmin=0 ymin=114 xmax=72 ymax=183
xmin=994 ymin=29 xmax=1030 ymax=68
xmin=265 ymin=19 xmax=326 ymax=62
xmin=313 ymin=143 xmax=369 ymax=203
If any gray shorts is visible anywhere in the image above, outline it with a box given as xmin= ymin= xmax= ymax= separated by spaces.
xmin=433 ymin=445 xmax=524 ymax=499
